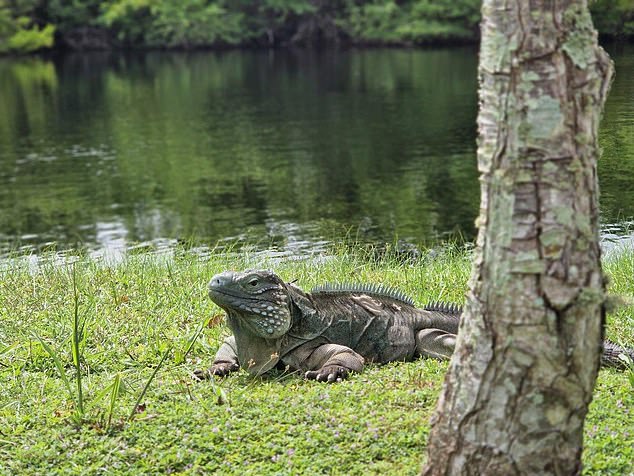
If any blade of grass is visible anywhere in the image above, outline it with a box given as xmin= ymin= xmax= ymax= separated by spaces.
xmin=0 ymin=342 xmax=19 ymax=368
xmin=180 ymin=319 xmax=207 ymax=363
xmin=0 ymin=342 xmax=19 ymax=356
xmin=107 ymin=373 xmax=122 ymax=430
xmin=70 ymin=263 xmax=84 ymax=416
xmin=129 ymin=345 xmax=172 ymax=422
xmin=210 ymin=378 xmax=229 ymax=406
xmin=33 ymin=334 xmax=74 ymax=403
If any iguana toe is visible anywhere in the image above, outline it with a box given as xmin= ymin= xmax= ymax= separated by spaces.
xmin=194 ymin=361 xmax=239 ymax=380
xmin=305 ymin=365 xmax=350 ymax=383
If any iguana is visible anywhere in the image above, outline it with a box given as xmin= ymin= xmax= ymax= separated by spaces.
xmin=196 ymin=269 xmax=634 ymax=383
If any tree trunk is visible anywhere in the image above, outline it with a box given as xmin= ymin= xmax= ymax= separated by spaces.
xmin=422 ymin=1 xmax=613 ymax=475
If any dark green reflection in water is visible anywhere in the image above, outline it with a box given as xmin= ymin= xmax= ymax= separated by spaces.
xmin=0 ymin=45 xmax=632 ymax=256
xmin=598 ymin=44 xmax=634 ymax=226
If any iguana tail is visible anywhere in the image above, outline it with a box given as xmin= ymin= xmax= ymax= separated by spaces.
xmin=420 ymin=305 xmax=633 ymax=369
xmin=602 ymin=340 xmax=634 ymax=369
xmin=421 ymin=302 xmax=462 ymax=334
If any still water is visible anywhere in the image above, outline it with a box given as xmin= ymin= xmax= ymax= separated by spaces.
xmin=0 ymin=45 xmax=633 ymax=259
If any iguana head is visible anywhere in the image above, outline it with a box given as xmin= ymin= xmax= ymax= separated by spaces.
xmin=208 ymin=269 xmax=292 ymax=339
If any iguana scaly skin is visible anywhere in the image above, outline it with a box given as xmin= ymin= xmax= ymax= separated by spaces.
xmin=198 ymin=269 xmax=634 ymax=383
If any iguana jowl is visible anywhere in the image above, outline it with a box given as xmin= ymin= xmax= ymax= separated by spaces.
xmin=200 ymin=269 xmax=633 ymax=383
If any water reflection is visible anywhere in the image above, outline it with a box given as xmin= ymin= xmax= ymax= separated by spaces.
xmin=1 ymin=45 xmax=633 ymax=260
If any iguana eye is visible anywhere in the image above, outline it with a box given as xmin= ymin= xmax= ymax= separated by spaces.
xmin=247 ymin=277 xmax=259 ymax=287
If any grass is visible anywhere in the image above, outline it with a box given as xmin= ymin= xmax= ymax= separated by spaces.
xmin=0 ymin=243 xmax=632 ymax=475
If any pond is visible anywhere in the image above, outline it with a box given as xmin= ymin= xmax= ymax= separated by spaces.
xmin=1 ymin=45 xmax=633 ymax=260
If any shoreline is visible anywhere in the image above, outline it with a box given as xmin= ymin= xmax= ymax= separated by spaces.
xmin=2 ymin=34 xmax=633 ymax=58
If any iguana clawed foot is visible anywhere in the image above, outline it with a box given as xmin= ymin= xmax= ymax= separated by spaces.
xmin=305 ymin=365 xmax=351 ymax=383
xmin=194 ymin=361 xmax=239 ymax=380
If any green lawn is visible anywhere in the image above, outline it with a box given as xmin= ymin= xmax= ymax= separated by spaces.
xmin=0 ymin=245 xmax=632 ymax=475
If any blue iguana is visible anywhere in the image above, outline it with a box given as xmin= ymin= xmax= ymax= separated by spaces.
xmin=196 ymin=269 xmax=633 ymax=382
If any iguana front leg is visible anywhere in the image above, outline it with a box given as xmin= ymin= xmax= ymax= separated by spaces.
xmin=194 ymin=336 xmax=240 ymax=379
xmin=285 ymin=342 xmax=365 ymax=383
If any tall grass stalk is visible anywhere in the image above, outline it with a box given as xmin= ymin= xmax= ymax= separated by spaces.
xmin=33 ymin=334 xmax=74 ymax=401
xmin=107 ymin=373 xmax=122 ymax=430
xmin=70 ymin=264 xmax=85 ymax=416
xmin=129 ymin=345 xmax=172 ymax=421
xmin=175 ymin=318 xmax=207 ymax=365
xmin=34 ymin=263 xmax=87 ymax=420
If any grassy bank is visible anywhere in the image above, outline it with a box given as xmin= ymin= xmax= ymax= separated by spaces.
xmin=0 ymin=245 xmax=632 ymax=474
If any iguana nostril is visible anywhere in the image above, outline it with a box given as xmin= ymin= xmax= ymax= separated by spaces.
xmin=208 ymin=271 xmax=235 ymax=290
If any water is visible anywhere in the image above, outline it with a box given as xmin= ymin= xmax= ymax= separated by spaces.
xmin=0 ymin=45 xmax=633 ymax=260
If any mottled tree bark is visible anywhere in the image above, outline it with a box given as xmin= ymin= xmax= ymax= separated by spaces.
xmin=422 ymin=1 xmax=613 ymax=475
